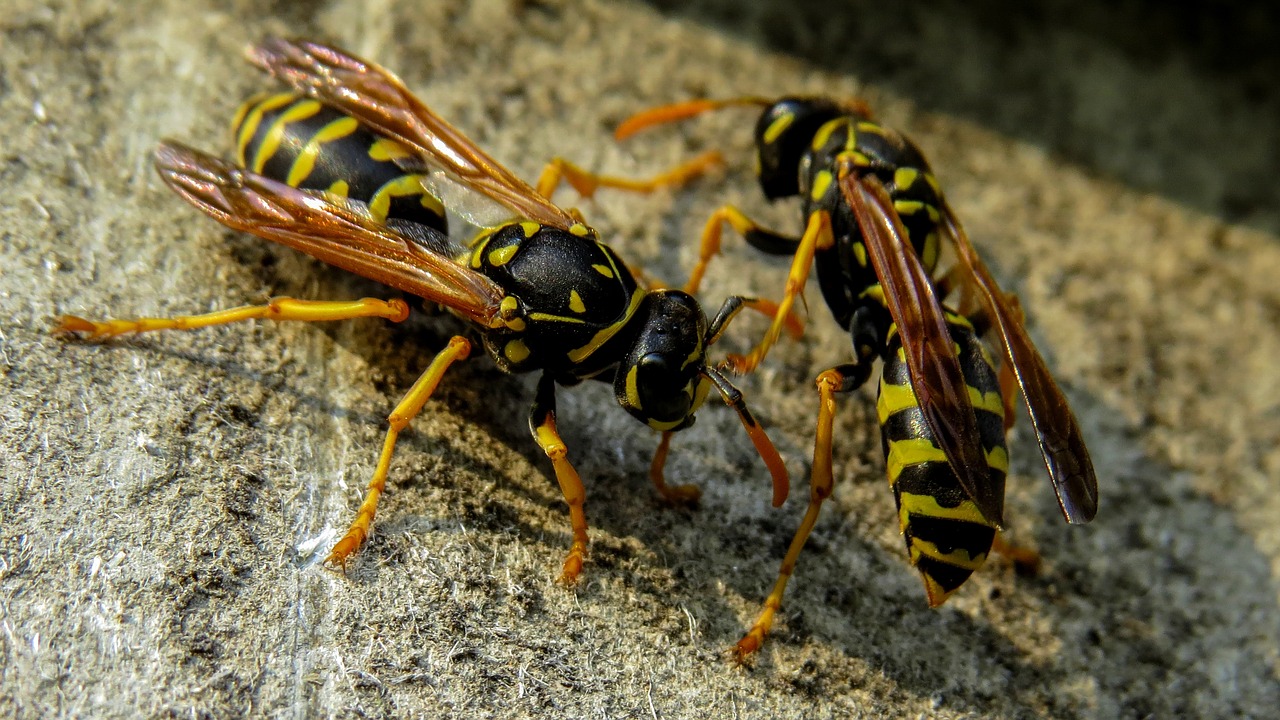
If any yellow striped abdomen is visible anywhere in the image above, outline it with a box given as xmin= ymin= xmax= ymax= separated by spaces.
xmin=231 ymin=93 xmax=447 ymax=233
xmin=877 ymin=319 xmax=1007 ymax=605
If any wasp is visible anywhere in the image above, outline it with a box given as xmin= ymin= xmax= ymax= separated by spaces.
xmin=56 ymin=39 xmax=791 ymax=585
xmin=615 ymin=96 xmax=1098 ymax=656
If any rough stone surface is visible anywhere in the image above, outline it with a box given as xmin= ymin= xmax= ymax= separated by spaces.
xmin=2 ymin=1 xmax=1277 ymax=718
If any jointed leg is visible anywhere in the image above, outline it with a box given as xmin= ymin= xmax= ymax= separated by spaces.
xmin=529 ymin=374 xmax=591 ymax=585
xmin=735 ymin=365 xmax=856 ymax=659
xmin=725 ymin=211 xmax=833 ymax=375
xmin=327 ymin=336 xmax=473 ymax=569
xmin=535 ymin=151 xmax=723 ymax=202
xmin=55 ymin=297 xmax=410 ymax=339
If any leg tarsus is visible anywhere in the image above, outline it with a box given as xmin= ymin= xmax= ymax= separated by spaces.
xmin=650 ymin=430 xmax=702 ymax=505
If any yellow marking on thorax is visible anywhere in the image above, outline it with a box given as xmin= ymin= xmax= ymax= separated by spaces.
xmin=920 ymin=231 xmax=940 ymax=271
xmin=234 ymin=93 xmax=295 ymax=167
xmin=763 ymin=111 xmax=795 ymax=145
xmin=567 ymin=288 xmax=645 ymax=364
xmin=568 ymin=290 xmax=586 ymax=314
xmin=286 ymin=115 xmax=360 ymax=187
xmin=810 ymin=117 xmax=846 ymax=152
xmin=251 ymin=99 xmax=323 ymax=173
xmin=810 ymin=170 xmax=834 ymax=202
xmin=855 ymin=121 xmax=883 ymax=134
xmin=885 ymin=438 xmax=948 ymax=486
xmin=504 ymin=339 xmax=531 ymax=364
xmin=591 ymin=264 xmax=614 ymax=278
xmin=368 ymin=174 xmax=429 ymax=223
xmin=488 ymin=244 xmax=518 ymax=267
xmin=569 ymin=223 xmax=590 ymax=237
xmin=368 ymin=137 xmax=412 ymax=162
xmin=520 ymin=221 xmax=542 ymax=238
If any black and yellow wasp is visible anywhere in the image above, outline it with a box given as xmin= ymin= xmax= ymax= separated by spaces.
xmin=616 ymin=96 xmax=1098 ymax=656
xmin=56 ymin=39 xmax=790 ymax=585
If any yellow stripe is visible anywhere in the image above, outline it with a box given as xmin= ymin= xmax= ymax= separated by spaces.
xmin=810 ymin=117 xmax=845 ymax=151
xmin=625 ymin=365 xmax=642 ymax=411
xmin=286 ymin=115 xmax=360 ymax=187
xmin=985 ymin=445 xmax=1009 ymax=475
xmin=326 ymin=180 xmax=350 ymax=199
xmin=368 ymin=138 xmax=412 ymax=161
xmin=898 ymin=491 xmax=994 ymax=527
xmin=968 ymin=384 xmax=1005 ymax=417
xmin=894 ymin=167 xmax=919 ymax=191
xmin=810 ymin=170 xmax=833 ymax=202
xmin=908 ymin=539 xmax=988 ymax=570
xmin=591 ymin=263 xmax=614 ymax=278
xmin=885 ymin=438 xmax=947 ymax=485
xmin=368 ymin=174 xmax=429 ymax=223
xmin=763 ymin=112 xmax=795 ymax=144
xmin=234 ymin=93 xmax=295 ymax=167
xmin=567 ymin=288 xmax=644 ymax=363
xmin=251 ymin=99 xmax=324 ymax=173
xmin=877 ymin=377 xmax=916 ymax=424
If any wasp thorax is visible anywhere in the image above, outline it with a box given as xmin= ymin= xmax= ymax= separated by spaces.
xmin=755 ymin=96 xmax=850 ymax=200
xmin=614 ymin=290 xmax=709 ymax=431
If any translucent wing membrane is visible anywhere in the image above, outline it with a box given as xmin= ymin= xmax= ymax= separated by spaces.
xmin=842 ymin=172 xmax=1005 ymax=527
xmin=940 ymin=206 xmax=1098 ymax=523
xmin=154 ymin=141 xmax=505 ymax=326
xmin=247 ymin=38 xmax=577 ymax=231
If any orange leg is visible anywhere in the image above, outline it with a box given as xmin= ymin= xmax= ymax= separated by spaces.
xmin=55 ymin=297 xmax=410 ymax=339
xmin=725 ymin=211 xmax=832 ymax=375
xmin=649 ymin=430 xmax=702 ymax=504
xmin=535 ymin=151 xmax=723 ymax=201
xmin=991 ymin=532 xmax=1042 ymax=576
xmin=326 ymin=336 xmax=473 ymax=569
xmin=613 ymin=97 xmax=772 ymax=140
xmin=529 ymin=374 xmax=592 ymax=585
xmin=735 ymin=367 xmax=846 ymax=660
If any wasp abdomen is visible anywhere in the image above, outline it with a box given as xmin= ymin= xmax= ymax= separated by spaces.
xmin=231 ymin=92 xmax=447 ymax=233
xmin=878 ymin=319 xmax=1008 ymax=605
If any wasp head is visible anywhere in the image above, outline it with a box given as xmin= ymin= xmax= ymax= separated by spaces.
xmin=614 ymin=290 xmax=713 ymax=432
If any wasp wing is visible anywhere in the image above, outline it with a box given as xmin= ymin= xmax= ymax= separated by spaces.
xmin=246 ymin=37 xmax=577 ymax=232
xmin=154 ymin=140 xmax=505 ymax=327
xmin=841 ymin=172 xmax=1005 ymax=527
xmin=939 ymin=205 xmax=1098 ymax=524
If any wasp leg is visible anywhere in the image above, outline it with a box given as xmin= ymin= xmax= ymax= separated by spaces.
xmin=530 ymin=374 xmax=591 ymax=585
xmin=326 ymin=336 xmax=472 ymax=570
xmin=649 ymin=430 xmax=702 ymax=505
xmin=535 ymin=151 xmax=723 ymax=201
xmin=735 ymin=364 xmax=865 ymax=659
xmin=55 ymin=297 xmax=410 ymax=339
xmin=725 ymin=211 xmax=833 ymax=375
xmin=991 ymin=532 xmax=1042 ymax=576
